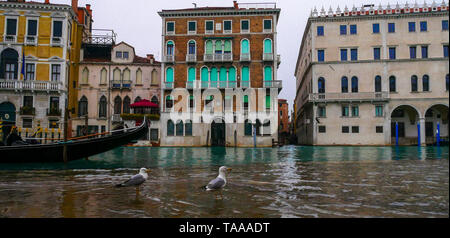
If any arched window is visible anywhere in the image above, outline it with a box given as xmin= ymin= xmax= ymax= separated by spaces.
xmin=219 ymin=67 xmax=227 ymax=87
xmin=114 ymin=96 xmax=122 ymax=114
xmin=0 ymin=48 xmax=19 ymax=80
xmin=134 ymin=96 xmax=141 ymax=103
xmin=185 ymin=120 xmax=192 ymax=136
xmin=176 ymin=120 xmax=184 ymax=136
xmin=241 ymin=66 xmax=249 ymax=87
xmin=81 ymin=67 xmax=89 ymax=85
xmin=166 ymin=67 xmax=174 ymax=88
xmin=166 ymin=41 xmax=174 ymax=55
xmin=411 ymin=75 xmax=418 ymax=92
xmin=151 ymin=96 xmax=159 ymax=105
xmin=215 ymin=40 xmax=223 ymax=54
xmin=375 ymin=76 xmax=382 ymax=92
xmin=264 ymin=39 xmax=272 ymax=54
xmin=244 ymin=119 xmax=252 ymax=136
xmin=241 ymin=39 xmax=249 ymax=54
xmin=123 ymin=68 xmax=130 ymax=82
xmin=224 ymin=40 xmax=232 ymax=54
xmin=113 ymin=68 xmax=121 ymax=81
xmin=188 ymin=40 xmax=196 ymax=54
xmin=318 ymin=77 xmax=325 ymax=93
xmin=123 ymin=96 xmax=131 ymax=114
xmin=243 ymin=95 xmax=249 ymax=110
xmin=165 ymin=95 xmax=173 ymax=109
xmin=255 ymin=119 xmax=261 ymax=136
xmin=136 ymin=68 xmax=142 ymax=85
xmin=264 ymin=66 xmax=273 ymax=87
xmin=100 ymin=68 xmax=107 ymax=85
xmin=78 ymin=96 xmax=88 ymax=117
xmin=201 ymin=67 xmax=209 ymax=88
xmin=351 ymin=76 xmax=358 ymax=93
xmin=341 ymin=76 xmax=348 ymax=93
xmin=210 ymin=67 xmax=218 ymax=87
xmin=228 ymin=67 xmax=236 ymax=87
xmin=167 ymin=120 xmax=174 ymax=136
xmin=188 ymin=67 xmax=196 ymax=82
xmin=99 ymin=96 xmax=107 ymax=118
xmin=205 ymin=40 xmax=213 ymax=55
xmin=151 ymin=69 xmax=158 ymax=86
xmin=422 ymin=75 xmax=430 ymax=92
xmin=389 ymin=76 xmax=396 ymax=92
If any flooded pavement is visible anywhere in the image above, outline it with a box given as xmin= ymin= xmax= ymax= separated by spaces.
xmin=0 ymin=146 xmax=448 ymax=218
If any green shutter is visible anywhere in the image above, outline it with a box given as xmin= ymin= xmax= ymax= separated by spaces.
xmin=244 ymin=95 xmax=248 ymax=103
xmin=220 ymin=67 xmax=227 ymax=81
xmin=188 ymin=67 xmax=195 ymax=81
xmin=241 ymin=40 xmax=249 ymax=54
xmin=166 ymin=68 xmax=174 ymax=82
xmin=224 ymin=40 xmax=232 ymax=52
xmin=206 ymin=40 xmax=213 ymax=54
xmin=266 ymin=95 xmax=271 ymax=108
xmin=264 ymin=66 xmax=272 ymax=81
xmin=242 ymin=66 xmax=249 ymax=81
xmin=201 ymin=67 xmax=209 ymax=81
xmin=264 ymin=39 xmax=272 ymax=54
xmin=215 ymin=41 xmax=222 ymax=52
xmin=210 ymin=67 xmax=217 ymax=81
xmin=228 ymin=67 xmax=236 ymax=81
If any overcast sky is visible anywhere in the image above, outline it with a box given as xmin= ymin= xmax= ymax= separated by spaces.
xmin=62 ymin=0 xmax=410 ymax=114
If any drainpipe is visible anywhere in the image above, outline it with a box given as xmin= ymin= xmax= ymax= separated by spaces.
xmin=108 ymin=64 xmax=111 ymax=131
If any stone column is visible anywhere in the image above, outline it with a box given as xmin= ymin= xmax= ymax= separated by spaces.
xmin=419 ymin=117 xmax=426 ymax=146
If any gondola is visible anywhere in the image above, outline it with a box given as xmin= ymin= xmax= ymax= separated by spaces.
xmin=0 ymin=118 xmax=149 ymax=163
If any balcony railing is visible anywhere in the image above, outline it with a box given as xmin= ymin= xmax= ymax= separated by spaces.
xmin=82 ymin=29 xmax=116 ymax=45
xmin=25 ymin=35 xmax=37 ymax=45
xmin=47 ymin=108 xmax=62 ymax=117
xmin=164 ymin=55 xmax=175 ymax=63
xmin=186 ymin=54 xmax=197 ymax=63
xmin=223 ymin=53 xmax=233 ymax=62
xmin=112 ymin=114 xmax=122 ymax=122
xmin=122 ymin=80 xmax=132 ymax=88
xmin=20 ymin=107 xmax=36 ymax=116
xmin=164 ymin=82 xmax=174 ymax=89
xmin=204 ymin=53 xmax=232 ymax=62
xmin=0 ymin=80 xmax=63 ymax=92
xmin=263 ymin=80 xmax=283 ymax=89
xmin=240 ymin=53 xmax=251 ymax=62
xmin=188 ymin=81 xmax=238 ymax=89
xmin=111 ymin=80 xmax=132 ymax=89
xmin=241 ymin=81 xmax=250 ymax=88
xmin=308 ymin=92 xmax=389 ymax=103
xmin=4 ymin=35 xmax=16 ymax=43
xmin=263 ymin=53 xmax=274 ymax=61
xmin=51 ymin=37 xmax=63 ymax=47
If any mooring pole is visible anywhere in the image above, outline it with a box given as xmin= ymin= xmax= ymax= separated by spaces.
xmin=63 ymin=107 xmax=69 ymax=163
xmin=437 ymin=122 xmax=440 ymax=147
xmin=395 ymin=122 xmax=399 ymax=146
xmin=417 ymin=123 xmax=421 ymax=147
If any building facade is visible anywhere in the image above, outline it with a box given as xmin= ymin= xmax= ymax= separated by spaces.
xmin=0 ymin=0 xmax=86 ymax=143
xmin=278 ymin=99 xmax=289 ymax=144
xmin=73 ymin=41 xmax=161 ymax=140
xmin=294 ymin=2 xmax=449 ymax=146
xmin=158 ymin=1 xmax=282 ymax=147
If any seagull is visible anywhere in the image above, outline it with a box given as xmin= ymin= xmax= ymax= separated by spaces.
xmin=115 ymin=168 xmax=151 ymax=194
xmin=203 ymin=166 xmax=232 ymax=191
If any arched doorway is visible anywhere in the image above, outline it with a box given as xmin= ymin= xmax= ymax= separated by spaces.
xmin=0 ymin=48 xmax=19 ymax=80
xmin=390 ymin=105 xmax=420 ymax=145
xmin=211 ymin=118 xmax=225 ymax=146
xmin=424 ymin=104 xmax=449 ymax=144
xmin=0 ymin=102 xmax=16 ymax=144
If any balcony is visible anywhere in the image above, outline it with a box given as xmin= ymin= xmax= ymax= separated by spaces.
xmin=240 ymin=53 xmax=251 ymax=62
xmin=4 ymin=35 xmax=16 ymax=43
xmin=47 ymin=108 xmax=62 ymax=117
xmin=122 ymin=80 xmax=132 ymax=88
xmin=82 ymin=29 xmax=116 ymax=46
xmin=25 ymin=35 xmax=37 ymax=46
xmin=204 ymin=53 xmax=232 ymax=62
xmin=186 ymin=54 xmax=197 ymax=63
xmin=241 ymin=81 xmax=250 ymax=88
xmin=164 ymin=82 xmax=174 ymax=89
xmin=111 ymin=80 xmax=132 ymax=89
xmin=223 ymin=53 xmax=233 ymax=62
xmin=112 ymin=114 xmax=122 ymax=122
xmin=308 ymin=92 xmax=389 ymax=103
xmin=263 ymin=53 xmax=274 ymax=61
xmin=51 ymin=37 xmax=63 ymax=47
xmin=263 ymin=80 xmax=282 ymax=89
xmin=20 ymin=106 xmax=36 ymax=116
xmin=0 ymin=80 xmax=63 ymax=93
xmin=163 ymin=55 xmax=175 ymax=63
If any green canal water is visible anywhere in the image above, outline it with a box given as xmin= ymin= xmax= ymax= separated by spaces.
xmin=0 ymin=146 xmax=448 ymax=218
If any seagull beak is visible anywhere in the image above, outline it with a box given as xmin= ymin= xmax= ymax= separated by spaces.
xmin=146 ymin=169 xmax=151 ymax=173
xmin=227 ymin=168 xmax=232 ymax=172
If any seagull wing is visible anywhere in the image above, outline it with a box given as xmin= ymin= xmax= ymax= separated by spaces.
xmin=117 ymin=174 xmax=146 ymax=187
xmin=206 ymin=177 xmax=226 ymax=190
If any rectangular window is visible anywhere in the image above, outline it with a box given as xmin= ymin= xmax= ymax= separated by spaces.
xmin=342 ymin=126 xmax=350 ymax=133
xmin=389 ymin=47 xmax=396 ymax=60
xmin=444 ymin=45 xmax=449 ymax=58
xmin=166 ymin=22 xmax=175 ymax=34
xmin=317 ymin=26 xmax=324 ymax=36
xmin=410 ymin=46 xmax=417 ymax=59
xmin=27 ymin=19 xmax=38 ymax=36
xmin=53 ymin=20 xmax=63 ymax=37
xmin=352 ymin=126 xmax=359 ymax=133
xmin=23 ymin=96 xmax=33 ymax=108
xmin=206 ymin=21 xmax=214 ymax=33
xmin=376 ymin=126 xmax=383 ymax=133
xmin=388 ymin=23 xmax=395 ymax=33
xmin=116 ymin=51 xmax=122 ymax=58
xmin=264 ymin=19 xmax=272 ymax=31
xmin=373 ymin=47 xmax=381 ymax=60
xmin=341 ymin=49 xmax=348 ymax=61
xmin=351 ymin=106 xmax=359 ymax=117
xmin=342 ymin=106 xmax=349 ymax=117
xmin=6 ymin=18 xmax=17 ymax=35
xmin=23 ymin=118 xmax=33 ymax=128
xmin=443 ymin=20 xmax=449 ymax=31
xmin=123 ymin=52 xmax=129 ymax=59
xmin=350 ymin=24 xmax=357 ymax=34
xmin=51 ymin=64 xmax=61 ymax=81
xmin=318 ymin=106 xmax=326 ymax=117
xmin=318 ymin=126 xmax=326 ymax=133
xmin=375 ymin=105 xmax=384 ymax=117
xmin=188 ymin=21 xmax=196 ymax=33
xmin=372 ymin=23 xmax=380 ymax=33
xmin=317 ymin=50 xmax=324 ymax=62
xmin=25 ymin=63 xmax=35 ymax=81
xmin=421 ymin=46 xmax=428 ymax=58
xmin=420 ymin=21 xmax=427 ymax=32
xmin=241 ymin=20 xmax=249 ymax=32
xmin=350 ymin=49 xmax=358 ymax=61
xmin=340 ymin=25 xmax=347 ymax=35
xmin=408 ymin=22 xmax=416 ymax=32
xmin=50 ymin=96 xmax=59 ymax=110
xmin=224 ymin=20 xmax=232 ymax=32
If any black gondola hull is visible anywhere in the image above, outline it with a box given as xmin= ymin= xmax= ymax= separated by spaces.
xmin=0 ymin=120 xmax=148 ymax=163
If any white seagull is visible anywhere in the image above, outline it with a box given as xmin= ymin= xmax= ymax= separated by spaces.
xmin=115 ymin=168 xmax=150 ymax=194
xmin=203 ymin=166 xmax=232 ymax=191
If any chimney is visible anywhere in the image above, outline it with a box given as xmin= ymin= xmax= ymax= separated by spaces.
xmin=44 ymin=0 xmax=49 ymax=3
xmin=71 ymin=0 xmax=78 ymax=13
xmin=147 ymin=54 xmax=154 ymax=64
xmin=233 ymin=1 xmax=239 ymax=9
xmin=86 ymin=4 xmax=92 ymax=15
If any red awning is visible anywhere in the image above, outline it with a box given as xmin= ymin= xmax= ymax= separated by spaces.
xmin=130 ymin=99 xmax=159 ymax=108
